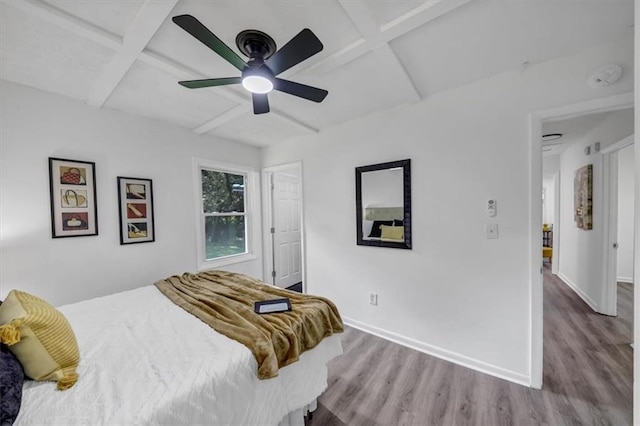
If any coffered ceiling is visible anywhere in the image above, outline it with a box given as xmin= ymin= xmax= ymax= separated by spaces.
xmin=0 ymin=0 xmax=634 ymax=147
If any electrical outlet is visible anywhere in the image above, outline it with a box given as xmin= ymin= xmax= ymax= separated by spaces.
xmin=369 ymin=293 xmax=378 ymax=306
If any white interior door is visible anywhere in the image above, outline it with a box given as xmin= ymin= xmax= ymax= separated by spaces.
xmin=272 ymin=172 xmax=302 ymax=288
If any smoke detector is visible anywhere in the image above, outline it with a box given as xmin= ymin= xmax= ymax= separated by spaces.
xmin=588 ymin=64 xmax=622 ymax=88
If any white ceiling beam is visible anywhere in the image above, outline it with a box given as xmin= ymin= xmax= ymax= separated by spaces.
xmin=87 ymin=0 xmax=179 ymax=107
xmin=194 ymin=103 xmax=318 ymax=136
xmin=380 ymin=0 xmax=472 ymax=40
xmin=268 ymin=107 xmax=320 ymax=134
xmin=337 ymin=1 xmax=382 ymax=40
xmin=300 ymin=38 xmax=373 ymax=76
xmin=138 ymin=50 xmax=248 ymax=105
xmin=194 ymin=105 xmax=250 ymax=134
xmin=377 ymin=44 xmax=421 ymax=103
xmin=335 ymin=0 xmax=421 ymax=101
xmin=1 ymin=0 xmax=121 ymax=50
xmin=302 ymin=0 xmax=471 ymax=77
xmin=303 ymin=1 xmax=382 ymax=76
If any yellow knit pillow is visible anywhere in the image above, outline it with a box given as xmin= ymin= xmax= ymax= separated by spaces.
xmin=0 ymin=290 xmax=80 ymax=390
xmin=380 ymin=225 xmax=404 ymax=240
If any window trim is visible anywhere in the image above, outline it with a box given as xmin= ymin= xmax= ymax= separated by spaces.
xmin=193 ymin=157 xmax=259 ymax=270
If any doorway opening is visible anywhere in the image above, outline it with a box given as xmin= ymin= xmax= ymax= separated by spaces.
xmin=262 ymin=162 xmax=305 ymax=292
xmin=528 ymin=92 xmax=634 ymax=389
xmin=532 ymin=99 xmax=634 ymax=422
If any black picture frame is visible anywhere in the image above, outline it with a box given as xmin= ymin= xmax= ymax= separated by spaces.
xmin=49 ymin=157 xmax=98 ymax=238
xmin=117 ymin=177 xmax=155 ymax=245
xmin=356 ymin=159 xmax=411 ymax=249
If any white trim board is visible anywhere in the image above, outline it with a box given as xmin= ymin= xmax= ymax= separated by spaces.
xmin=342 ymin=317 xmax=530 ymax=387
xmin=617 ymin=277 xmax=633 ymax=284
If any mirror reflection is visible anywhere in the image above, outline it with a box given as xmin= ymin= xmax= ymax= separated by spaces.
xmin=356 ymin=159 xmax=411 ymax=249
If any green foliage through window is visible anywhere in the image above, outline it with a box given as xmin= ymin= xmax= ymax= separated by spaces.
xmin=201 ymin=169 xmax=247 ymax=260
xmin=201 ymin=170 xmax=245 ymax=213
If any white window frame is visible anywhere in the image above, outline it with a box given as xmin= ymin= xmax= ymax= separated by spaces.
xmin=193 ymin=157 xmax=259 ymax=270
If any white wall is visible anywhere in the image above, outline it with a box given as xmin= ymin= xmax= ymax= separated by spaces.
xmin=543 ymin=155 xmax=560 ymax=228
xmin=261 ymin=35 xmax=633 ymax=384
xmin=557 ymin=109 xmax=634 ymax=309
xmin=542 ymin=176 xmax=555 ymax=226
xmin=0 ymin=81 xmax=263 ymax=306
xmin=617 ymin=143 xmax=635 ymax=283
xmin=543 ymin=155 xmax=560 ymax=174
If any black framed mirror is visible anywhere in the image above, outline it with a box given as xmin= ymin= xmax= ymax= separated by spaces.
xmin=356 ymin=159 xmax=411 ymax=249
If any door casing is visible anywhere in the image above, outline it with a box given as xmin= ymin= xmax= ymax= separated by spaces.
xmin=528 ymin=91 xmax=634 ymax=389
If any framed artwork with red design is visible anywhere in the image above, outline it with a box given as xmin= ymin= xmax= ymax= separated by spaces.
xmin=117 ymin=177 xmax=155 ymax=245
xmin=49 ymin=157 xmax=98 ymax=238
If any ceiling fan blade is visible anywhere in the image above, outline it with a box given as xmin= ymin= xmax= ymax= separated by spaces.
xmin=178 ymin=77 xmax=242 ymax=89
xmin=265 ymin=29 xmax=323 ymax=75
xmin=273 ymin=78 xmax=328 ymax=103
xmin=252 ymin=93 xmax=270 ymax=114
xmin=172 ymin=15 xmax=246 ymax=71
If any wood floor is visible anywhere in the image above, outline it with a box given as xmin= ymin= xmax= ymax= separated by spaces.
xmin=308 ymin=267 xmax=633 ymax=425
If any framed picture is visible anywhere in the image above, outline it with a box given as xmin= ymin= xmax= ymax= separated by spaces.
xmin=574 ymin=164 xmax=593 ymax=230
xmin=117 ymin=177 xmax=155 ymax=244
xmin=49 ymin=157 xmax=98 ymax=238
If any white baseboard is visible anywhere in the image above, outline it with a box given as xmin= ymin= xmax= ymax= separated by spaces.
xmin=617 ymin=276 xmax=633 ymax=284
xmin=557 ymin=272 xmax=599 ymax=311
xmin=342 ymin=316 xmax=530 ymax=387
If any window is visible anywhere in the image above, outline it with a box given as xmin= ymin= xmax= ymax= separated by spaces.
xmin=202 ymin=169 xmax=246 ymax=259
xmin=194 ymin=159 xmax=258 ymax=269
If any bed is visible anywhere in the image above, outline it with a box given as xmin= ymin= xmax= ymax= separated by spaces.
xmin=3 ymin=271 xmax=343 ymax=425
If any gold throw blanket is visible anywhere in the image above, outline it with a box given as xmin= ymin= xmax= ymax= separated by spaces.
xmin=154 ymin=270 xmax=343 ymax=380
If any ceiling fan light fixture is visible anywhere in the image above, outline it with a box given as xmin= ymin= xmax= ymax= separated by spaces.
xmin=542 ymin=133 xmax=563 ymax=142
xmin=242 ymin=75 xmax=273 ymax=94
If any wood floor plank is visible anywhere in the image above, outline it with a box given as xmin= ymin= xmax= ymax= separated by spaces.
xmin=308 ymin=266 xmax=633 ymax=425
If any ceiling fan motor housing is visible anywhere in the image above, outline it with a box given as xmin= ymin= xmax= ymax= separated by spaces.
xmin=236 ymin=30 xmax=277 ymax=66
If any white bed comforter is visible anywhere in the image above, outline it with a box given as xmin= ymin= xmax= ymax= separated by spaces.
xmin=15 ymin=286 xmax=343 ymax=425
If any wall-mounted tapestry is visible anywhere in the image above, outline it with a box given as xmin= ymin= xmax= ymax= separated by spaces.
xmin=574 ymin=164 xmax=593 ymax=230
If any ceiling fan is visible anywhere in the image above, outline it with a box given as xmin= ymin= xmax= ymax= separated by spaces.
xmin=172 ymin=14 xmax=328 ymax=114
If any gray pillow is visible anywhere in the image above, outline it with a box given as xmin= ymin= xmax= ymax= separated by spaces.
xmin=0 ymin=343 xmax=24 ymax=425
xmin=368 ymin=220 xmax=394 ymax=238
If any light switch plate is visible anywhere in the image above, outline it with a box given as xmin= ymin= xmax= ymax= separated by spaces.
xmin=486 ymin=223 xmax=498 ymax=239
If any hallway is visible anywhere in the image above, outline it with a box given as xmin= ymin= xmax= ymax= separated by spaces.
xmin=541 ymin=264 xmax=632 ymax=425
